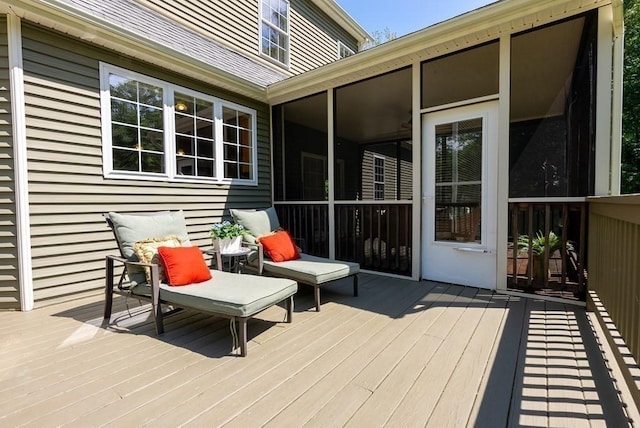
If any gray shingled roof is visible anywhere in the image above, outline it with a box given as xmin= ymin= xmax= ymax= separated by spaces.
xmin=60 ymin=0 xmax=288 ymax=87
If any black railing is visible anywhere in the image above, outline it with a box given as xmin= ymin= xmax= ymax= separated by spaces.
xmin=275 ymin=204 xmax=329 ymax=257
xmin=508 ymin=201 xmax=587 ymax=300
xmin=336 ymin=204 xmax=412 ymax=276
xmin=275 ymin=203 xmax=413 ymax=276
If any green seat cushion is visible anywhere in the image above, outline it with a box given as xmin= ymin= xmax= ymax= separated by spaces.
xmin=108 ymin=211 xmax=190 ymax=285
xmin=262 ymin=253 xmax=360 ymax=285
xmin=230 ymin=208 xmax=280 ymax=244
xmin=154 ymin=271 xmax=297 ymax=318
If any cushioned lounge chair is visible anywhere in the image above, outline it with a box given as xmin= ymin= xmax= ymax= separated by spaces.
xmin=103 ymin=211 xmax=297 ymax=357
xmin=230 ymin=208 xmax=359 ymax=311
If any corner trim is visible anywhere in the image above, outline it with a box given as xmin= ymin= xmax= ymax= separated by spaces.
xmin=7 ymin=13 xmax=34 ymax=311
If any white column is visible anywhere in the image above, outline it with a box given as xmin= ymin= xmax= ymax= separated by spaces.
xmin=411 ymin=62 xmax=421 ymax=281
xmin=496 ymin=34 xmax=511 ymax=291
xmin=7 ymin=13 xmax=34 ymax=311
xmin=609 ymin=12 xmax=624 ymax=195
xmin=595 ymin=5 xmax=614 ymax=195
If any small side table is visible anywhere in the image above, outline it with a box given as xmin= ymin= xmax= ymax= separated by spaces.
xmin=207 ymin=247 xmax=251 ymax=273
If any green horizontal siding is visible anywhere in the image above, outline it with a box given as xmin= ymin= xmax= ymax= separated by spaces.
xmin=21 ymin=23 xmax=272 ymax=307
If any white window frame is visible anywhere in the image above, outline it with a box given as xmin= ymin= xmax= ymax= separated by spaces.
xmin=99 ymin=63 xmax=258 ymax=185
xmin=259 ymin=0 xmax=290 ymax=67
xmin=374 ymin=155 xmax=385 ymax=200
xmin=337 ymin=41 xmax=355 ymax=59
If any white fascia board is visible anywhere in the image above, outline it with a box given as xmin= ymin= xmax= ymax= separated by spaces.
xmin=310 ymin=0 xmax=371 ymax=45
xmin=7 ymin=0 xmax=269 ymax=102
xmin=268 ymin=0 xmax=612 ymax=105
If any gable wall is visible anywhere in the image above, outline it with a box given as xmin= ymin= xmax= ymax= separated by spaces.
xmin=21 ymin=23 xmax=272 ymax=307
xmin=0 ymin=17 xmax=20 ymax=309
xmin=136 ymin=0 xmax=358 ymax=74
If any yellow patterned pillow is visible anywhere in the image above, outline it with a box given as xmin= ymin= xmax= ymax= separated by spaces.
xmin=133 ymin=235 xmax=184 ymax=284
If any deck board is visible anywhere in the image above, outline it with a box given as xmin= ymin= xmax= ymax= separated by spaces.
xmin=0 ymin=274 xmax=636 ymax=428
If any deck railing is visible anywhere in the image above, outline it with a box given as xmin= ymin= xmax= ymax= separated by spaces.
xmin=588 ymin=195 xmax=640 ymax=369
xmin=508 ymin=200 xmax=587 ymax=300
xmin=275 ymin=203 xmax=412 ymax=276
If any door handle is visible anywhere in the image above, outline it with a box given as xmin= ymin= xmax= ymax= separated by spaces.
xmin=454 ymin=247 xmax=490 ymax=253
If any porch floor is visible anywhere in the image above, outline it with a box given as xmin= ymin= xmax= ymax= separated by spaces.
xmin=0 ymin=274 xmax=637 ymax=427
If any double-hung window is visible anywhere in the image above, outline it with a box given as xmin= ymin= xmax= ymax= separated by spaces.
xmin=100 ymin=64 xmax=257 ymax=184
xmin=260 ymin=0 xmax=289 ymax=66
xmin=374 ymin=156 xmax=385 ymax=200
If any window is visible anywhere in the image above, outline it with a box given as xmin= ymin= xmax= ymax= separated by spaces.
xmin=338 ymin=41 xmax=355 ymax=59
xmin=100 ymin=64 xmax=257 ymax=184
xmin=374 ymin=156 xmax=385 ymax=200
xmin=261 ymin=0 xmax=289 ymax=65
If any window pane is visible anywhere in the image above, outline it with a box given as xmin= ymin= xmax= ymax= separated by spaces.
xmin=197 ymin=159 xmax=215 ymax=177
xmin=224 ymin=162 xmax=238 ymax=179
xmin=141 ymin=152 xmax=164 ymax=173
xmin=240 ymin=164 xmax=252 ymax=179
xmin=174 ymin=93 xmax=194 ymax=114
xmin=176 ymin=135 xmax=194 ymax=156
xmin=197 ymin=139 xmax=214 ymax=158
xmin=111 ymin=99 xmax=137 ymax=125
xmin=177 ymin=157 xmax=194 ymax=175
xmin=141 ymin=130 xmax=164 ymax=152
xmin=239 ymin=146 xmax=251 ymax=162
xmin=239 ymin=129 xmax=251 ymax=146
xmin=223 ymin=108 xmax=237 ymax=125
xmin=196 ymin=120 xmax=213 ymax=139
xmin=109 ymin=74 xmax=136 ymax=101
xmin=112 ymin=124 xmax=138 ymax=149
xmin=434 ymin=118 xmax=482 ymax=243
xmin=140 ymin=106 xmax=163 ymax=129
xmin=138 ymin=82 xmax=163 ymax=107
xmin=224 ymin=143 xmax=237 ymax=161
xmin=196 ymin=99 xmax=213 ymax=119
xmin=113 ymin=148 xmax=138 ymax=171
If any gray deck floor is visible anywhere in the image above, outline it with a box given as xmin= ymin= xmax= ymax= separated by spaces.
xmin=0 ymin=274 xmax=636 ymax=427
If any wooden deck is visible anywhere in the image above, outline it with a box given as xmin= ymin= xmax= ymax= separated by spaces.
xmin=0 ymin=274 xmax=637 ymax=427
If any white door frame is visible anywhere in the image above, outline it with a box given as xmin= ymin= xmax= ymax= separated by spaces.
xmin=421 ymin=101 xmax=499 ymax=289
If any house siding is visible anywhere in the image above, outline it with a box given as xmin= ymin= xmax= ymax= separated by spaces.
xmin=0 ymin=17 xmax=20 ymax=310
xmin=136 ymin=0 xmax=358 ymax=75
xmin=21 ymin=23 xmax=272 ymax=307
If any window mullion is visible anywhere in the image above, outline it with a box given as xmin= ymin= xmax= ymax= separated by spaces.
xmin=214 ymin=102 xmax=224 ymax=181
xmin=165 ymin=86 xmax=176 ymax=179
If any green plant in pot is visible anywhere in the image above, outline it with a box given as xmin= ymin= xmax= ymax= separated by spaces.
xmin=517 ymin=231 xmax=573 ymax=283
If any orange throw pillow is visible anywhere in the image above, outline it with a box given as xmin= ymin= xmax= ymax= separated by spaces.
xmin=157 ymin=246 xmax=212 ymax=286
xmin=259 ymin=230 xmax=300 ymax=262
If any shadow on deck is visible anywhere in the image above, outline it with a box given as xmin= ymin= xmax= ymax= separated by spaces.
xmin=0 ymin=273 xmax=636 ymax=426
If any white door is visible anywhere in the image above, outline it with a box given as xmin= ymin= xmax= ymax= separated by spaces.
xmin=422 ymin=101 xmax=499 ymax=289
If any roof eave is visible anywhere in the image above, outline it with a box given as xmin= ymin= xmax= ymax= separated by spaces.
xmin=310 ymin=0 xmax=372 ymax=46
xmin=5 ymin=0 xmax=269 ymax=102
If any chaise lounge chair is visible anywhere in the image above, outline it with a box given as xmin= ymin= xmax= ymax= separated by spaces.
xmin=103 ymin=210 xmax=297 ymax=357
xmin=230 ymin=207 xmax=359 ymax=311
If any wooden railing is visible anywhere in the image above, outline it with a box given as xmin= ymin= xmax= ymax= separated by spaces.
xmin=588 ymin=195 xmax=640 ymax=371
xmin=335 ymin=203 xmax=412 ymax=276
xmin=275 ymin=204 xmax=329 ymax=257
xmin=275 ymin=203 xmax=412 ymax=276
xmin=508 ymin=200 xmax=587 ymax=300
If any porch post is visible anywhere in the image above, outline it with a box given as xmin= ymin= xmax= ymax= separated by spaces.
xmin=595 ymin=5 xmax=614 ymax=196
xmin=411 ymin=62 xmax=421 ymax=281
xmin=609 ymin=3 xmax=624 ymax=195
xmin=327 ymin=89 xmax=335 ymax=259
xmin=496 ymin=34 xmax=511 ymax=291
xmin=7 ymin=13 xmax=34 ymax=311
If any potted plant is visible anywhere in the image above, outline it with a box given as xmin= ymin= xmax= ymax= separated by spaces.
xmin=517 ymin=230 xmax=573 ymax=283
xmin=210 ymin=220 xmax=247 ymax=254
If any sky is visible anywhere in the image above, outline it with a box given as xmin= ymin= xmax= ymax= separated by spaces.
xmin=337 ymin=0 xmax=498 ymax=38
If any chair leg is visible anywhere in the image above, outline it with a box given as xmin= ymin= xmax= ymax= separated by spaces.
xmin=353 ymin=274 xmax=359 ymax=297
xmin=104 ymin=257 xmax=114 ymax=320
xmin=286 ymin=295 xmax=294 ymax=323
xmin=314 ymin=285 xmax=321 ymax=312
xmin=239 ymin=318 xmax=248 ymax=357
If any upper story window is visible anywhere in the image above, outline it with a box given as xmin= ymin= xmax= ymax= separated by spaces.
xmin=100 ymin=63 xmax=257 ymax=185
xmin=374 ymin=155 xmax=385 ymax=200
xmin=260 ymin=0 xmax=289 ymax=66
xmin=338 ymin=41 xmax=355 ymax=59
